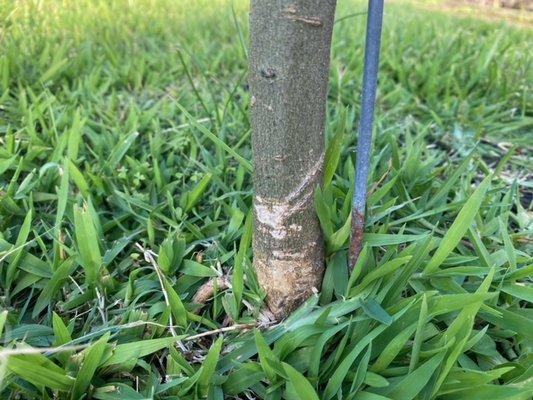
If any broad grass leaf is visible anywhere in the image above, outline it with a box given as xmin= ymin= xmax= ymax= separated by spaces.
xmin=442 ymin=366 xmax=514 ymax=392
xmin=499 ymin=217 xmax=517 ymax=270
xmin=432 ymin=269 xmax=495 ymax=395
xmin=364 ymin=234 xmax=427 ymax=247
xmin=323 ymin=324 xmax=388 ymax=400
xmin=371 ymin=323 xmax=416 ymax=372
xmin=442 ymin=268 xmax=494 ymax=342
xmin=355 ymin=391 xmax=392 ymax=400
xmin=500 ymin=284 xmax=533 ymax=303
xmin=40 ymin=56 xmax=68 ymax=82
xmin=52 ymin=312 xmax=72 ymax=365
xmin=282 ymin=362 xmax=320 ymax=400
xmin=314 ymin=186 xmax=334 ymax=239
xmin=198 ymin=336 xmax=223 ymax=396
xmin=73 ymin=204 xmax=102 ymax=285
xmin=438 ymin=384 xmax=532 ymax=400
xmin=368 ymin=175 xmax=398 ymax=206
xmin=350 ymin=343 xmax=372 ymax=394
xmin=162 ymin=276 xmax=188 ymax=327
xmin=10 ymin=272 xmax=40 ymax=297
xmin=324 ymin=110 xmax=346 ymax=186
xmin=409 ymin=294 xmax=428 ymax=372
xmin=377 ymin=351 xmax=445 ymax=399
xmin=345 ymin=244 xmax=369 ymax=296
xmin=424 ymin=175 xmax=491 ymax=274
xmin=0 ymin=155 xmax=17 ymax=176
xmin=101 ymin=336 xmax=183 ymax=367
xmin=7 ymin=354 xmax=75 ymax=391
xmin=254 ymin=329 xmax=278 ymax=381
xmin=53 ymin=157 xmax=70 ymax=260
xmin=351 ymin=256 xmax=411 ymax=296
xmin=67 ymin=110 xmax=83 ymax=161
xmin=321 ymin=251 xmax=348 ymax=303
xmin=52 ymin=313 xmax=72 ymax=345
xmin=181 ymin=173 xmax=212 ymax=212
xmin=505 ymin=264 xmax=533 ymax=281
xmin=468 ymin=227 xmax=493 ymax=269
xmin=429 ymin=293 xmax=495 ymax=317
xmin=364 ymin=372 xmax=389 ymax=388
xmin=233 ymin=210 xmax=252 ymax=308
xmin=273 ymin=325 xmax=325 ymax=360
xmin=222 ymin=362 xmax=264 ymax=395
xmin=481 ymin=307 xmax=533 ymax=341
xmin=0 ymin=310 xmax=7 ymax=336
xmin=33 ymin=259 xmax=75 ymax=317
xmin=107 ymin=131 xmax=139 ymax=170
xmin=6 ymin=208 xmax=32 ymax=289
xmin=92 ymin=383 xmax=150 ymax=399
xmin=361 ymin=298 xmax=393 ymax=326
xmin=308 ymin=321 xmax=350 ymax=378
xmin=68 ymin=160 xmax=89 ymax=197
xmin=328 ymin=213 xmax=352 ymax=253
xmin=167 ymin=346 xmax=195 ymax=376
xmin=71 ymin=333 xmax=110 ymax=399
xmin=181 ymin=260 xmax=217 ymax=277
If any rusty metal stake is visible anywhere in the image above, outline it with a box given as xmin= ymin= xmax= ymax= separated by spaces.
xmin=349 ymin=0 xmax=385 ymax=270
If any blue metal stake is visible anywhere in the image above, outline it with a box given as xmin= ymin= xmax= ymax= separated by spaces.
xmin=349 ymin=0 xmax=385 ymax=269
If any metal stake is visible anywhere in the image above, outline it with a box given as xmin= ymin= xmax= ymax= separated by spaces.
xmin=349 ymin=0 xmax=385 ymax=269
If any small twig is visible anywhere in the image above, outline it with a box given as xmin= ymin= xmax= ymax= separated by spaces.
xmin=69 ymin=275 xmax=84 ymax=294
xmin=0 ymin=320 xmax=277 ymax=361
xmin=192 ymin=276 xmax=231 ymax=306
xmin=161 ymin=118 xmax=210 ymax=133
xmin=95 ymin=287 xmax=107 ymax=324
xmin=334 ymin=11 xmax=367 ymax=24
xmin=183 ymin=323 xmax=256 ymax=342
xmin=0 ymin=344 xmax=90 ymax=358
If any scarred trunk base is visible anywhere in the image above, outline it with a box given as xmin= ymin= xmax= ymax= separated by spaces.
xmin=253 ymin=184 xmax=325 ymax=318
xmin=254 ymin=245 xmax=323 ymax=318
xmin=250 ymin=0 xmax=336 ymax=319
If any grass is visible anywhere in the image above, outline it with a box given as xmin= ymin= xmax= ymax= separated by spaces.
xmin=0 ymin=0 xmax=532 ymax=399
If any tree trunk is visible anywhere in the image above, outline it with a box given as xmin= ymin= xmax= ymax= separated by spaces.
xmin=250 ymin=0 xmax=337 ymax=318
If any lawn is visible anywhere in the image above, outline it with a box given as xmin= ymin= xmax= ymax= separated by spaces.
xmin=0 ymin=0 xmax=532 ymax=399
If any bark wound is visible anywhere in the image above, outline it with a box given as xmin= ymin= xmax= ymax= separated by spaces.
xmin=260 ymin=68 xmax=277 ymax=79
xmin=254 ymin=246 xmax=322 ymax=316
xmin=284 ymin=5 xmax=323 ymax=27
xmin=255 ymin=151 xmax=324 ymax=239
xmin=254 ymin=154 xmax=325 ymax=317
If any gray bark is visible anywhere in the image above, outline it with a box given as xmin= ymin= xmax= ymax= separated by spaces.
xmin=250 ymin=0 xmax=337 ymax=318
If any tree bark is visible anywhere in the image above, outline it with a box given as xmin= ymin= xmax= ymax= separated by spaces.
xmin=250 ymin=0 xmax=337 ymax=318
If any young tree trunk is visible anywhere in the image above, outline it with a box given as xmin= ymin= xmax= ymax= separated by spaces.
xmin=250 ymin=0 xmax=337 ymax=318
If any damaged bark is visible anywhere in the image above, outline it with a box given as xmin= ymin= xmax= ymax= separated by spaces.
xmin=250 ymin=0 xmax=337 ymax=318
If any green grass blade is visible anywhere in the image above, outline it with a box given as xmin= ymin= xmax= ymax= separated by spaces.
xmin=71 ymin=333 xmax=110 ymax=399
xmin=424 ymin=175 xmax=492 ymax=274
xmin=73 ymin=204 xmax=102 ymax=285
